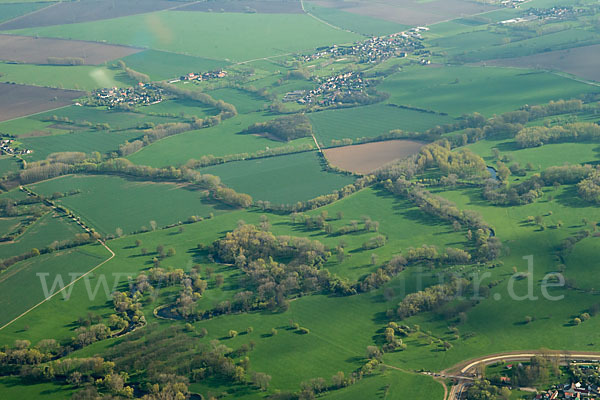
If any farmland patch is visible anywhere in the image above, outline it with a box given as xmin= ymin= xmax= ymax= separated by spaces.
xmin=323 ymin=140 xmax=424 ymax=174
xmin=199 ymin=151 xmax=355 ymax=204
xmin=29 ymin=175 xmax=226 ymax=235
xmin=0 ymin=83 xmax=82 ymax=122
xmin=309 ymin=104 xmax=453 ymax=145
xmin=311 ymin=0 xmax=497 ymax=25
xmin=177 ymin=0 xmax=303 ymax=14
xmin=0 ymin=0 xmax=183 ymax=30
xmin=0 ymin=34 xmax=142 ymax=64
xmin=483 ymin=44 xmax=600 ymax=82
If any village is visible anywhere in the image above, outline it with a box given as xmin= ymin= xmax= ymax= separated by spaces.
xmin=175 ymin=69 xmax=228 ymax=83
xmin=298 ymin=29 xmax=426 ymax=64
xmin=0 ymin=138 xmax=31 ymax=156
xmin=87 ymin=82 xmax=164 ymax=109
xmin=282 ymin=71 xmax=371 ymax=106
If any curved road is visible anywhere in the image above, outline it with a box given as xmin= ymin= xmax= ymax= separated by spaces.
xmin=432 ymin=350 xmax=600 ymax=399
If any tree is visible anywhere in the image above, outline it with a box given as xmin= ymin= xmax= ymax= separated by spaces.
xmin=167 ymin=248 xmax=176 ymax=257
xmin=251 ymin=372 xmax=272 ymax=391
xmin=115 ymin=227 xmax=123 ymax=238
xmin=135 ymin=239 xmax=142 ymax=247
xmin=215 ymin=274 xmax=224 ymax=287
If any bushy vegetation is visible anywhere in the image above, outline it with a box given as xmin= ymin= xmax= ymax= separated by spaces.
xmin=242 ymin=114 xmax=313 ymax=141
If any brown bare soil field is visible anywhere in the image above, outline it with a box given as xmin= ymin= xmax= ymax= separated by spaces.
xmin=313 ymin=0 xmax=497 ymax=25
xmin=482 ymin=44 xmax=600 ymax=82
xmin=178 ymin=0 xmax=303 ymax=13
xmin=323 ymin=140 xmax=424 ymax=174
xmin=0 ymin=83 xmax=82 ymax=122
xmin=0 ymin=0 xmax=183 ymax=31
xmin=0 ymin=35 xmax=142 ymax=65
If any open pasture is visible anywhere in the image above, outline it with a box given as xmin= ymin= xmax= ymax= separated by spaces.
xmin=127 ymin=113 xmax=314 ymax=167
xmin=485 ymin=44 xmax=600 ymax=82
xmin=29 ymin=175 xmax=226 ymax=235
xmin=310 ymin=0 xmax=497 ymax=25
xmin=177 ymin=0 xmax=303 ymax=14
xmin=309 ymin=104 xmax=453 ymax=145
xmin=118 ymin=49 xmax=228 ymax=81
xmin=199 ymin=151 xmax=355 ymax=204
xmin=323 ymin=140 xmax=424 ymax=174
xmin=0 ymin=83 xmax=82 ymax=122
xmin=0 ymin=156 xmax=20 ymax=176
xmin=377 ymin=66 xmax=597 ymax=117
xmin=9 ymin=11 xmax=363 ymax=62
xmin=0 ymin=0 xmax=183 ymax=31
xmin=0 ymin=34 xmax=142 ymax=65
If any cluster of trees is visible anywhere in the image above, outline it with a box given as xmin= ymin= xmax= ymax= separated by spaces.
xmin=482 ymin=175 xmax=543 ymax=206
xmin=466 ymin=379 xmax=511 ymax=400
xmin=47 ymin=57 xmax=84 ymax=66
xmin=116 ymin=60 xmax=150 ymax=83
xmin=510 ymin=356 xmax=558 ymax=387
xmin=416 ymin=142 xmax=487 ymax=178
xmin=578 ymin=171 xmax=600 ymax=204
xmin=209 ymin=224 xmax=339 ymax=313
xmin=396 ymin=277 xmax=470 ymax=319
xmin=154 ymin=82 xmax=238 ymax=118
xmin=515 ymin=122 xmax=600 ymax=148
xmin=242 ymin=114 xmax=313 ymax=141
xmin=214 ymin=187 xmax=253 ymax=208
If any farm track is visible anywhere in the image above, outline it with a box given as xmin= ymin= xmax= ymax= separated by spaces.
xmin=300 ymin=0 xmax=352 ymax=33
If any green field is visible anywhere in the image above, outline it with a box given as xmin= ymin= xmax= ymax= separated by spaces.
xmin=309 ymin=104 xmax=454 ymax=145
xmin=29 ymin=174 xmax=226 ymax=235
xmin=8 ymin=11 xmax=363 ymax=62
xmin=118 ymin=49 xmax=229 ymax=81
xmin=377 ymin=65 xmax=598 ymax=117
xmin=127 ymin=113 xmax=314 ymax=167
xmin=0 ymin=245 xmax=110 ymax=327
xmin=0 ymin=62 xmax=133 ymax=90
xmin=304 ymin=2 xmax=408 ymax=36
xmin=0 ymin=211 xmax=85 ymax=259
xmin=199 ymin=151 xmax=355 ymax=204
